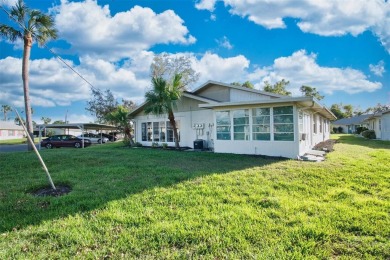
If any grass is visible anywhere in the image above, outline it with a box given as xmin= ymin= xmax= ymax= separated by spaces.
xmin=0 ymin=135 xmax=389 ymax=259
xmin=0 ymin=137 xmax=39 ymax=145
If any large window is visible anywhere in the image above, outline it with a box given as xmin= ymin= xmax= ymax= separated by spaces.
xmin=141 ymin=121 xmax=179 ymax=142
xmin=252 ymin=108 xmax=270 ymax=140
xmin=273 ymin=106 xmax=294 ymax=141
xmin=233 ymin=109 xmax=249 ymax=140
xmin=216 ymin=111 xmax=231 ymax=140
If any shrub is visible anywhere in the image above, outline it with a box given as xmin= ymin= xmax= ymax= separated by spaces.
xmin=332 ymin=127 xmax=338 ymax=133
xmin=356 ymin=126 xmax=368 ymax=135
xmin=151 ymin=142 xmax=159 ymax=148
xmin=361 ymin=130 xmax=376 ymax=139
xmin=161 ymin=143 xmax=168 ymax=149
xmin=337 ymin=126 xmax=343 ymax=133
xmin=135 ymin=142 xmax=143 ymax=147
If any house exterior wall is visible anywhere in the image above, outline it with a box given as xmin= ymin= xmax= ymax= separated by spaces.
xmin=133 ymin=109 xmax=214 ymax=148
xmin=229 ymin=89 xmax=273 ymax=102
xmin=196 ymin=84 xmax=230 ymax=102
xmin=367 ymin=117 xmax=382 ymax=139
xmin=133 ymin=100 xmax=332 ymax=159
xmin=381 ymin=112 xmax=390 ymax=140
xmin=0 ymin=122 xmax=24 ymax=140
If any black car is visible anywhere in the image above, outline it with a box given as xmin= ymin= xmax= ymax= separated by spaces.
xmin=41 ymin=135 xmax=92 ymax=149
xmin=100 ymin=133 xmax=117 ymax=142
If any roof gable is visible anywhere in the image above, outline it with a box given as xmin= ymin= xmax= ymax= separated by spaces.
xmin=192 ymin=80 xmax=285 ymax=100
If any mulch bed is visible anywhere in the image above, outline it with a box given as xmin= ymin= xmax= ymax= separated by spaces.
xmin=31 ymin=185 xmax=72 ymax=197
xmin=313 ymin=139 xmax=338 ymax=152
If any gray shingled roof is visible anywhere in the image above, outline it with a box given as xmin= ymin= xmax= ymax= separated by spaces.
xmin=333 ymin=114 xmax=372 ymax=125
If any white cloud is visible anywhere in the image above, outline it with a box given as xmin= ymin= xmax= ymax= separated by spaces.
xmin=2 ymin=0 xmax=17 ymax=7
xmin=369 ymin=60 xmax=386 ymax=77
xmin=0 ymin=55 xmax=151 ymax=109
xmin=191 ymin=52 xmax=250 ymax=84
xmin=195 ymin=0 xmax=217 ymax=11
xmin=216 ymin=36 xmax=233 ymax=50
xmin=195 ymin=0 xmax=390 ymax=53
xmin=1 ymin=50 xmax=381 ymax=115
xmin=52 ymin=0 xmax=196 ymax=60
xmin=253 ymin=50 xmax=382 ymax=95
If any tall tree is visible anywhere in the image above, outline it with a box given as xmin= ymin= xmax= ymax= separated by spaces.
xmin=300 ymin=85 xmax=324 ymax=100
xmin=144 ymin=74 xmax=183 ymax=149
xmin=1 ymin=105 xmax=12 ymax=121
xmin=41 ymin=117 xmax=51 ymax=124
xmin=86 ymin=88 xmax=118 ymax=123
xmin=343 ymin=104 xmax=354 ymax=118
xmin=242 ymin=81 xmax=254 ymax=89
xmin=151 ymin=53 xmax=199 ymax=89
xmin=263 ymin=79 xmax=291 ymax=96
xmin=0 ymin=0 xmax=57 ymax=150
xmin=365 ymin=103 xmax=390 ymax=114
xmin=105 ymin=105 xmax=134 ymax=146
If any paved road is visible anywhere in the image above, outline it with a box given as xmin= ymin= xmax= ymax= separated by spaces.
xmin=0 ymin=144 xmax=40 ymax=153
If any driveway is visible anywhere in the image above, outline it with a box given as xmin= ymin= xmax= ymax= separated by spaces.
xmin=0 ymin=144 xmax=40 ymax=153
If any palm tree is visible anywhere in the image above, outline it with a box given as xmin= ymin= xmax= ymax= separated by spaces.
xmin=0 ymin=0 xmax=57 ymax=150
xmin=105 ymin=105 xmax=134 ymax=146
xmin=144 ymin=74 xmax=182 ymax=149
xmin=1 ymin=105 xmax=12 ymax=121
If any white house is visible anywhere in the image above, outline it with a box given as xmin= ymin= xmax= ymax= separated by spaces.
xmin=381 ymin=110 xmax=390 ymax=141
xmin=0 ymin=121 xmax=24 ymax=140
xmin=130 ymin=81 xmax=336 ymax=159
xmin=365 ymin=110 xmax=390 ymax=140
xmin=332 ymin=114 xmax=371 ymax=134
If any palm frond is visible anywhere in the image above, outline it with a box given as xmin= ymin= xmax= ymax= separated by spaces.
xmin=0 ymin=25 xmax=22 ymax=42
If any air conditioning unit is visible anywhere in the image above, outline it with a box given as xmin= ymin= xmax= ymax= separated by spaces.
xmin=194 ymin=139 xmax=206 ymax=150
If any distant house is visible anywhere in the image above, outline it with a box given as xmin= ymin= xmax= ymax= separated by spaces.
xmin=0 ymin=121 xmax=24 ymax=140
xmin=130 ymin=81 xmax=336 ymax=159
xmin=332 ymin=114 xmax=372 ymax=134
xmin=381 ymin=110 xmax=390 ymax=140
xmin=365 ymin=110 xmax=390 ymax=140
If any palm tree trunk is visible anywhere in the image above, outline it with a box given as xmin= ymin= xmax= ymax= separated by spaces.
xmin=168 ymin=110 xmax=180 ymax=149
xmin=22 ymin=33 xmax=34 ymax=151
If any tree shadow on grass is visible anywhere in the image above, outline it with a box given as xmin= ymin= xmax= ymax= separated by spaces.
xmin=334 ymin=134 xmax=390 ymax=150
xmin=0 ymin=145 xmax=287 ymax=232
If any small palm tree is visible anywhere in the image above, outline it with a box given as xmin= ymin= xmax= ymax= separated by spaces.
xmin=1 ymin=105 xmax=12 ymax=121
xmin=105 ymin=105 xmax=134 ymax=146
xmin=0 ymin=0 xmax=57 ymax=150
xmin=144 ymin=74 xmax=182 ymax=149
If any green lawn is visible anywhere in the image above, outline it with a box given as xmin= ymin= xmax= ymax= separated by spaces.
xmin=0 ymin=135 xmax=389 ymax=259
xmin=0 ymin=137 xmax=39 ymax=145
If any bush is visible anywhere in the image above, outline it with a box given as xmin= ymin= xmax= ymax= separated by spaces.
xmin=356 ymin=126 xmax=368 ymax=135
xmin=151 ymin=142 xmax=159 ymax=148
xmin=161 ymin=143 xmax=168 ymax=149
xmin=361 ymin=130 xmax=376 ymax=139
xmin=332 ymin=127 xmax=338 ymax=133
xmin=337 ymin=126 xmax=343 ymax=133
xmin=135 ymin=142 xmax=143 ymax=147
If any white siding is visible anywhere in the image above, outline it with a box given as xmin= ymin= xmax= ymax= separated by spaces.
xmin=230 ymin=89 xmax=273 ymax=102
xmin=134 ymin=110 xmax=214 ymax=148
xmin=381 ymin=113 xmax=390 ymax=140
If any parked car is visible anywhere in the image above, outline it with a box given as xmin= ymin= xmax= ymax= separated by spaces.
xmin=100 ymin=133 xmax=117 ymax=142
xmin=41 ymin=135 xmax=91 ymax=149
xmin=77 ymin=133 xmax=109 ymax=144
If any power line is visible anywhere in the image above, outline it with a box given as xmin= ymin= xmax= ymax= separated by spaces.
xmin=0 ymin=1 xmax=97 ymax=91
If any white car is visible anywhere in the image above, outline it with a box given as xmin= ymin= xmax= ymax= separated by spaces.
xmin=77 ymin=133 xmax=109 ymax=144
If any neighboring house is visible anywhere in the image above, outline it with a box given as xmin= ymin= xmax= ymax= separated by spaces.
xmin=332 ymin=114 xmax=372 ymax=134
xmin=130 ymin=81 xmax=336 ymax=159
xmin=364 ymin=113 xmax=382 ymax=139
xmin=0 ymin=121 xmax=24 ymax=140
xmin=365 ymin=110 xmax=390 ymax=140
xmin=381 ymin=110 xmax=390 ymax=141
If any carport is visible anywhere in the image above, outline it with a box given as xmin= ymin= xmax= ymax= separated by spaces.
xmin=37 ymin=123 xmax=118 ymax=149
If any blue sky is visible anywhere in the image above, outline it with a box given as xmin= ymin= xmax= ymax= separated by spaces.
xmin=0 ymin=0 xmax=389 ymax=123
